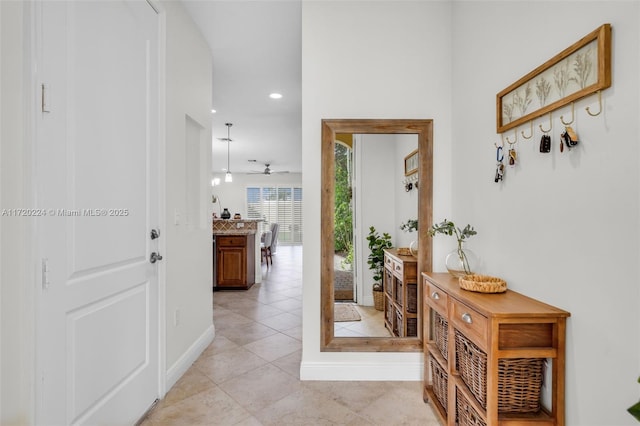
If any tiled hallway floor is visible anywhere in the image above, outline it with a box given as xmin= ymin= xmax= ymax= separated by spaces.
xmin=142 ymin=245 xmax=439 ymax=425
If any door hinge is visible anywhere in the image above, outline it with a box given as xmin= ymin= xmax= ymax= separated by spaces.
xmin=41 ymin=83 xmax=51 ymax=113
xmin=42 ymin=258 xmax=50 ymax=290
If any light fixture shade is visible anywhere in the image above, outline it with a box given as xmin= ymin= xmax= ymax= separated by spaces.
xmin=224 ymin=123 xmax=233 ymax=183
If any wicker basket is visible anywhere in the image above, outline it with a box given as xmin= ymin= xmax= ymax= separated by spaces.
xmin=456 ymin=388 xmax=487 ymax=426
xmin=384 ymin=270 xmax=393 ymax=296
xmin=459 ymin=274 xmax=507 ymax=293
xmin=434 ymin=312 xmax=449 ymax=360
xmin=373 ymin=290 xmax=384 ymax=311
xmin=455 ymin=330 xmax=544 ymax=413
xmin=395 ymin=310 xmax=403 ymax=336
xmin=395 ymin=280 xmax=404 ymax=307
xmin=397 ymin=247 xmax=412 ymax=256
xmin=407 ymin=317 xmax=417 ymax=337
xmin=407 ymin=283 xmax=418 ymax=313
xmin=430 ymin=356 xmax=448 ymax=413
xmin=385 ymin=297 xmax=394 ymax=323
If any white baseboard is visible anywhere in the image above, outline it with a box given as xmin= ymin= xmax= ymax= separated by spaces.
xmin=165 ymin=324 xmax=215 ymax=390
xmin=299 ymin=359 xmax=423 ymax=381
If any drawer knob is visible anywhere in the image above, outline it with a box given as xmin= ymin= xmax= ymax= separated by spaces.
xmin=431 ymin=291 xmax=440 ymax=300
xmin=461 ymin=313 xmax=473 ymax=324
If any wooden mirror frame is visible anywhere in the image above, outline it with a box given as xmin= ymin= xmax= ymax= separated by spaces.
xmin=321 ymin=119 xmax=433 ymax=352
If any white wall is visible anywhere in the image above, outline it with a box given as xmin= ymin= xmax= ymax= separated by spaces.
xmin=211 ymin=172 xmax=302 ymax=221
xmin=451 ymin=2 xmax=639 ymax=424
xmin=301 ymin=0 xmax=453 ymax=380
xmin=355 ymin=135 xmax=397 ymax=306
xmin=162 ymin=0 xmax=215 ymax=387
xmin=354 ymin=134 xmax=418 ymax=306
xmin=394 ymin=134 xmax=419 ymax=249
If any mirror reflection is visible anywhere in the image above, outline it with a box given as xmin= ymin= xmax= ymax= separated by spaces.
xmin=321 ymin=119 xmax=432 ymax=352
xmin=333 ymin=133 xmax=419 ymax=338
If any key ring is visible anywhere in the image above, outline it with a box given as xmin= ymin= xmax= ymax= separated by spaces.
xmin=496 ymin=145 xmax=504 ymax=162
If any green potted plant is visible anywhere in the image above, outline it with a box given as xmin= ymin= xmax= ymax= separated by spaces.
xmin=366 ymin=226 xmax=393 ymax=310
xmin=628 ymin=376 xmax=640 ymax=421
xmin=400 ymin=218 xmax=418 ymax=233
xmin=428 ymin=219 xmax=478 ymax=277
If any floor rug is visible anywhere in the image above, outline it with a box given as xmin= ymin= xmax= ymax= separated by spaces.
xmin=334 ymin=303 xmax=361 ymax=322
xmin=334 ymin=269 xmax=354 ymax=301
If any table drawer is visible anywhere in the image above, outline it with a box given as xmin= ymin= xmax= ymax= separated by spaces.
xmin=425 ymin=282 xmax=448 ymax=317
xmin=450 ymin=299 xmax=488 ymax=349
xmin=391 ymin=259 xmax=403 ymax=278
xmin=217 ymin=235 xmax=246 ymax=247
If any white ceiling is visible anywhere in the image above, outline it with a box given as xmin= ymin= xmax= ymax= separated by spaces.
xmin=181 ymin=0 xmax=302 ymax=175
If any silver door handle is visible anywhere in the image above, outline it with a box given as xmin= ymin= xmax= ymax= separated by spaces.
xmin=150 ymin=229 xmax=161 ymax=240
xmin=150 ymin=252 xmax=163 ymax=263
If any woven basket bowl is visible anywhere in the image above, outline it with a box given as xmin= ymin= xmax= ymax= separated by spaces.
xmin=459 ymin=274 xmax=507 ymax=293
xmin=396 ymin=247 xmax=411 ymax=256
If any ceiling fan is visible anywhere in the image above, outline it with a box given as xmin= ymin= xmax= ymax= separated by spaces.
xmin=248 ymin=163 xmax=289 ymax=176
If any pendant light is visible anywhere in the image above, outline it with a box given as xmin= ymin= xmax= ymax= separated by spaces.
xmin=224 ymin=123 xmax=233 ymax=182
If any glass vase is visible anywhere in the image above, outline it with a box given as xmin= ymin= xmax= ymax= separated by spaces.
xmin=409 ymin=240 xmax=418 ymax=257
xmin=445 ymin=245 xmax=478 ymax=277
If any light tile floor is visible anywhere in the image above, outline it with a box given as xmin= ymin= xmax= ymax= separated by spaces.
xmin=142 ymin=245 xmax=439 ymax=425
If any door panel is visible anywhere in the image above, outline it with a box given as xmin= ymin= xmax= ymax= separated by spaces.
xmin=68 ymin=282 xmax=148 ymax=419
xmin=37 ymin=1 xmax=160 ymax=424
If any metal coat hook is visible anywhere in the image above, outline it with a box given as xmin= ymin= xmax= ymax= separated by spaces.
xmin=521 ymin=121 xmax=533 ymax=139
xmin=505 ymin=128 xmax=518 ymax=145
xmin=560 ymin=103 xmax=575 ymax=125
xmin=585 ymin=90 xmax=602 ymax=117
xmin=539 ymin=112 xmax=552 ymax=133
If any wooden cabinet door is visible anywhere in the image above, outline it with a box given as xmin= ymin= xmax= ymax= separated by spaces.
xmin=217 ymin=246 xmax=247 ymax=286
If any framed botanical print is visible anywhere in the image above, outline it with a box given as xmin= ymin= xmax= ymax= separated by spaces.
xmin=404 ymin=148 xmax=419 ymax=176
xmin=497 ymin=24 xmax=611 ymax=133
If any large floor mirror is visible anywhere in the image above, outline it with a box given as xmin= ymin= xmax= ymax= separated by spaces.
xmin=321 ymin=119 xmax=433 ymax=352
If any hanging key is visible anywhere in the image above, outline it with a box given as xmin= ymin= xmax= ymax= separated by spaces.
xmin=560 ymin=126 xmax=579 ymax=151
xmin=508 ymin=148 xmax=517 ymax=166
xmin=539 ymin=134 xmax=551 ymax=153
xmin=494 ymin=145 xmax=505 ymax=183
xmin=494 ymin=162 xmax=504 ymax=182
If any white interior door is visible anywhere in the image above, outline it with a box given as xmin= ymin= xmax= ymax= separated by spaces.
xmin=36 ymin=1 xmax=160 ymax=424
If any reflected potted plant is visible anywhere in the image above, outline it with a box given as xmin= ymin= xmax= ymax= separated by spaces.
xmin=428 ymin=219 xmax=478 ymax=277
xmin=366 ymin=226 xmax=392 ymax=311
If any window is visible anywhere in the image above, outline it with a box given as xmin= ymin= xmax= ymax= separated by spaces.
xmin=246 ymin=186 xmax=303 ymax=244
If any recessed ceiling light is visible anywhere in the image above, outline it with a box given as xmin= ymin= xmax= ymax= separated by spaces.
xmin=269 ymin=93 xmax=283 ymax=99
xmin=211 ymin=109 xmax=216 ymax=113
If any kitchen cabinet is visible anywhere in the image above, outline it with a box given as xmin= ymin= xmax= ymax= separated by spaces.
xmin=215 ymin=234 xmax=255 ymax=290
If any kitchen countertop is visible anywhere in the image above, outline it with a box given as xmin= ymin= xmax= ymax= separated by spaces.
xmin=212 ymin=218 xmax=262 ymax=235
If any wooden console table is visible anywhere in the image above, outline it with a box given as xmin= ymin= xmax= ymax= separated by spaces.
xmin=383 ymin=249 xmax=419 ymax=337
xmin=422 ymin=272 xmax=570 ymax=425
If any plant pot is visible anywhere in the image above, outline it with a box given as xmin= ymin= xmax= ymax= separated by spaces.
xmin=445 ymin=246 xmax=478 ymax=277
xmin=373 ymin=290 xmax=384 ymax=311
